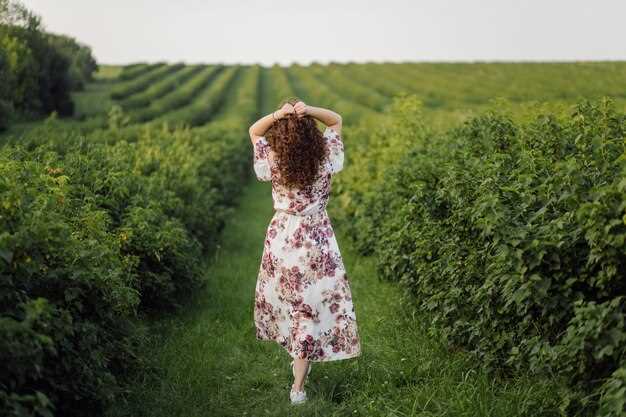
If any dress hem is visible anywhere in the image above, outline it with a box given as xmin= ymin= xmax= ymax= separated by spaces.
xmin=256 ymin=334 xmax=362 ymax=363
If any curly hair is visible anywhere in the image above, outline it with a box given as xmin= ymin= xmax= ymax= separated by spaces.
xmin=265 ymin=97 xmax=329 ymax=189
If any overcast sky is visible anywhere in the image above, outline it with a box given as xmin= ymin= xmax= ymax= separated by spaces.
xmin=21 ymin=0 xmax=626 ymax=65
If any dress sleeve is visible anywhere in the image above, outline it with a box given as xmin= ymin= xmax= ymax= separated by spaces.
xmin=252 ymin=137 xmax=272 ymax=181
xmin=323 ymin=126 xmax=344 ymax=174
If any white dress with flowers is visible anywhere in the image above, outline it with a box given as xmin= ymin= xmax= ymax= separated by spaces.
xmin=252 ymin=126 xmax=362 ymax=362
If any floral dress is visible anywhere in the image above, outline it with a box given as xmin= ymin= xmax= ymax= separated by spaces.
xmin=252 ymin=126 xmax=362 ymax=362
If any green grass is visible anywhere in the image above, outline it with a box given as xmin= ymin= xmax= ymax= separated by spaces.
xmin=71 ymin=81 xmax=116 ymax=119
xmin=107 ymin=179 xmax=565 ymax=417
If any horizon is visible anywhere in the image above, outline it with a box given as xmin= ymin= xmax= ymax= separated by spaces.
xmin=93 ymin=58 xmax=626 ymax=67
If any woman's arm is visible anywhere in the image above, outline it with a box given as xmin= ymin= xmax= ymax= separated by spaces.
xmin=301 ymin=104 xmax=342 ymax=135
xmin=248 ymin=103 xmax=294 ymax=144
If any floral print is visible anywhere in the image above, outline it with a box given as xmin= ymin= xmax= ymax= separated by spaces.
xmin=252 ymin=127 xmax=361 ymax=362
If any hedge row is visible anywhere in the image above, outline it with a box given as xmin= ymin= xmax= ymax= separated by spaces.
xmin=0 ymin=114 xmax=251 ymax=416
xmin=128 ymin=65 xmax=223 ymax=123
xmin=109 ymin=63 xmax=182 ymax=101
xmin=285 ymin=64 xmax=376 ymax=126
xmin=119 ymin=65 xmax=204 ymax=110
xmin=116 ymin=63 xmax=158 ymax=81
xmin=154 ymin=65 xmax=240 ymax=128
xmin=333 ymin=96 xmax=626 ymax=416
xmin=309 ymin=63 xmax=388 ymax=112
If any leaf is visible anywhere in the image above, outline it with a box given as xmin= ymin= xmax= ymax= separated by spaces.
xmin=0 ymin=249 xmax=13 ymax=264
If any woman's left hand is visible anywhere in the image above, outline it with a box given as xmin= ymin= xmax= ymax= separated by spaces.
xmin=278 ymin=102 xmax=295 ymax=118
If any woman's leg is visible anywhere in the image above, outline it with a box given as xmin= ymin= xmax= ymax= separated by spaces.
xmin=292 ymin=358 xmax=310 ymax=391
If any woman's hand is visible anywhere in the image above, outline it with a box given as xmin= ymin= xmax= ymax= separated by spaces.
xmin=293 ymin=101 xmax=308 ymax=118
xmin=277 ymin=102 xmax=295 ymax=119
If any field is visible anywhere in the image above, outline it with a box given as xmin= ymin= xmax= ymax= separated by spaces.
xmin=6 ymin=61 xmax=626 ymax=133
xmin=2 ymin=61 xmax=626 ymax=417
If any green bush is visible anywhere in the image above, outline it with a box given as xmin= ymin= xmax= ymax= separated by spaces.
xmin=46 ymin=32 xmax=98 ymax=91
xmin=0 ymin=150 xmax=140 ymax=416
xmin=333 ymin=96 xmax=626 ymax=415
xmin=0 ymin=46 xmax=12 ymax=129
xmin=0 ymin=112 xmax=251 ymax=415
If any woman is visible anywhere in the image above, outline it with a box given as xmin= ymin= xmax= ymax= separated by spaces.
xmin=249 ymin=98 xmax=361 ymax=405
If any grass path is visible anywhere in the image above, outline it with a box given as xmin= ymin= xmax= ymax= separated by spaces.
xmin=108 ymin=179 xmax=561 ymax=417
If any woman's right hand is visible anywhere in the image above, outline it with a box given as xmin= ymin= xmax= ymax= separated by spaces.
xmin=278 ymin=102 xmax=295 ymax=118
xmin=293 ymin=101 xmax=308 ymax=118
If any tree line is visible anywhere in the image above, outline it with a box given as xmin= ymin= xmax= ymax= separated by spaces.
xmin=0 ymin=0 xmax=97 ymax=130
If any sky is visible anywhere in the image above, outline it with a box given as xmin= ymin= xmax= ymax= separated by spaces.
xmin=21 ymin=0 xmax=626 ymax=66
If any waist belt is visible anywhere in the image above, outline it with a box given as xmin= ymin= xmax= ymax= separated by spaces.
xmin=275 ymin=207 xmax=326 ymax=217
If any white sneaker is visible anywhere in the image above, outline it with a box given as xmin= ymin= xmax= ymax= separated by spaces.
xmin=289 ymin=360 xmax=311 ymax=405
xmin=290 ymin=385 xmax=307 ymax=405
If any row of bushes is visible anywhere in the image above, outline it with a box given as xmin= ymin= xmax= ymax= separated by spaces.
xmin=116 ymin=63 xmax=160 ymax=81
xmin=109 ymin=63 xmax=182 ymax=101
xmin=332 ymin=95 xmax=626 ymax=416
xmin=0 ymin=0 xmax=98 ymax=130
xmin=119 ymin=65 xmax=203 ymax=110
xmin=285 ymin=63 xmax=377 ymax=126
xmin=309 ymin=63 xmax=388 ymax=112
xmin=0 ymin=111 xmax=252 ymax=416
xmin=154 ymin=65 xmax=241 ymax=127
xmin=128 ymin=65 xmax=223 ymax=123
